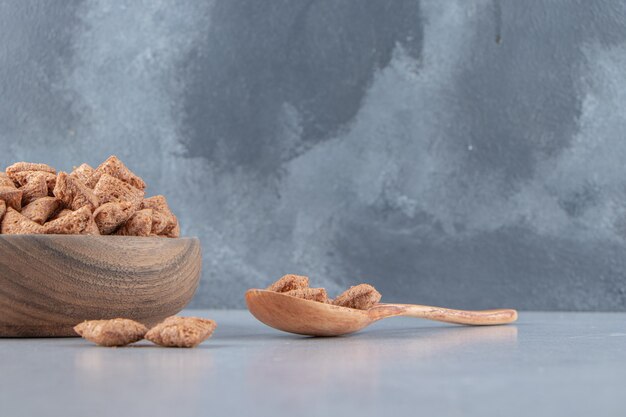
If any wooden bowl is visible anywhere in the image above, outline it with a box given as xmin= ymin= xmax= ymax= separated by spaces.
xmin=0 ymin=235 xmax=201 ymax=337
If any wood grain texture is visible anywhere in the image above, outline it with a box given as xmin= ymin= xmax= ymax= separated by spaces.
xmin=246 ymin=289 xmax=517 ymax=337
xmin=0 ymin=235 xmax=201 ymax=337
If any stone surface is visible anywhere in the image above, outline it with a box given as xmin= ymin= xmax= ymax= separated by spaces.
xmin=1 ymin=311 xmax=626 ymax=417
xmin=2 ymin=1 xmax=626 ymax=308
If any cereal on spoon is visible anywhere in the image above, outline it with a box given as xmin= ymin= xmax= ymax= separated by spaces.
xmin=266 ymin=275 xmax=382 ymax=310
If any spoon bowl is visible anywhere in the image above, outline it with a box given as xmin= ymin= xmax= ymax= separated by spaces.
xmin=246 ymin=289 xmax=373 ymax=336
xmin=246 ymin=289 xmax=517 ymax=337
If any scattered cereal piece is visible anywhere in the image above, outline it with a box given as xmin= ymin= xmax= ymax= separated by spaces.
xmin=285 ymin=288 xmax=329 ymax=303
xmin=0 ymin=207 xmax=45 ymax=234
xmin=43 ymin=206 xmax=92 ymax=235
xmin=53 ymin=172 xmax=99 ymax=211
xmin=0 ymin=186 xmax=23 ymax=211
xmin=92 ymin=201 xmax=134 ymax=234
xmin=115 ymin=209 xmax=153 ymax=237
xmin=332 ymin=284 xmax=381 ymax=310
xmin=267 ymin=274 xmax=309 ymax=292
xmin=145 ymin=316 xmax=217 ymax=348
xmin=74 ymin=318 xmax=148 ymax=347
xmin=93 ymin=173 xmax=144 ymax=209
xmin=88 ymin=156 xmax=146 ymax=190
xmin=20 ymin=197 xmax=62 ymax=225
xmin=70 ymin=163 xmax=95 ymax=186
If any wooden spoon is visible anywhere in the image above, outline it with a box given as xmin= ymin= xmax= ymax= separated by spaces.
xmin=246 ymin=289 xmax=517 ymax=336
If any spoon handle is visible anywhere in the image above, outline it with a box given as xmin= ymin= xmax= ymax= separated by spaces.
xmin=373 ymin=304 xmax=518 ymax=325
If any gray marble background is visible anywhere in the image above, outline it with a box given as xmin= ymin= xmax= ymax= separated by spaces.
xmin=2 ymin=0 xmax=626 ymax=309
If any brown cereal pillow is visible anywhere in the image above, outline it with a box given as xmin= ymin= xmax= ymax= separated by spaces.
xmin=43 ymin=206 xmax=93 ymax=235
xmin=6 ymin=162 xmax=56 ymax=176
xmin=74 ymin=319 xmax=148 ymax=347
xmin=11 ymin=171 xmax=56 ymax=195
xmin=0 ymin=172 xmax=16 ymax=188
xmin=267 ymin=274 xmax=310 ymax=292
xmin=93 ymin=173 xmax=144 ymax=209
xmin=145 ymin=316 xmax=217 ymax=348
xmin=53 ymin=172 xmax=99 ymax=211
xmin=20 ymin=197 xmax=62 ymax=225
xmin=115 ymin=209 xmax=153 ymax=237
xmin=1 ymin=207 xmax=45 ymax=234
xmin=19 ymin=172 xmax=49 ymax=206
xmin=70 ymin=163 xmax=95 ymax=186
xmin=141 ymin=195 xmax=179 ymax=236
xmin=285 ymin=288 xmax=330 ymax=303
xmin=0 ymin=186 xmax=22 ymax=211
xmin=150 ymin=209 xmax=170 ymax=235
xmin=87 ymin=156 xmax=146 ymax=190
xmin=50 ymin=208 xmax=73 ymax=220
xmin=84 ymin=214 xmax=101 ymax=235
xmin=165 ymin=220 xmax=180 ymax=238
xmin=332 ymin=284 xmax=382 ymax=310
xmin=0 ymin=172 xmax=23 ymax=210
xmin=92 ymin=201 xmax=134 ymax=235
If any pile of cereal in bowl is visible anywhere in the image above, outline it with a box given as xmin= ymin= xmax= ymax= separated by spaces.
xmin=0 ymin=156 xmax=179 ymax=237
